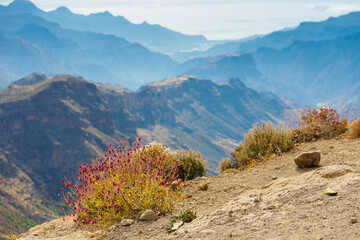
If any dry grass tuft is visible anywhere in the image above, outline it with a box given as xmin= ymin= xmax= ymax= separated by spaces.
xmin=348 ymin=118 xmax=360 ymax=139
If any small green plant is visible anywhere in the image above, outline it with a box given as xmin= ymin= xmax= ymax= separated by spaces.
xmin=167 ymin=209 xmax=197 ymax=233
xmin=231 ymin=121 xmax=293 ymax=169
xmin=348 ymin=118 xmax=360 ymax=139
xmin=5 ymin=235 xmax=17 ymax=240
xmin=59 ymin=139 xmax=183 ymax=227
xmin=219 ymin=158 xmax=236 ymax=173
xmin=292 ymin=105 xmax=349 ymax=142
xmin=175 ymin=149 xmax=206 ymax=181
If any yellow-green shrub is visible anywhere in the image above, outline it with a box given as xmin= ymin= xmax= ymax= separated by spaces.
xmin=175 ymin=149 xmax=206 ymax=180
xmin=219 ymin=158 xmax=235 ymax=173
xmin=348 ymin=118 xmax=360 ymax=139
xmin=231 ymin=121 xmax=293 ymax=169
xmin=59 ymin=139 xmax=182 ymax=226
xmin=292 ymin=105 xmax=348 ymax=142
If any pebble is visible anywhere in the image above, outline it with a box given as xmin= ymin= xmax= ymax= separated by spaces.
xmin=121 ymin=219 xmax=134 ymax=226
xmin=325 ymin=188 xmax=337 ymax=196
xmin=271 ymin=176 xmax=278 ymax=180
xmin=171 ymin=220 xmax=184 ymax=231
xmin=351 ymin=217 xmax=358 ymax=224
xmin=199 ymin=182 xmax=209 ymax=191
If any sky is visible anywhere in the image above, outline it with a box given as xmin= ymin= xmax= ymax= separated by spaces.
xmin=2 ymin=0 xmax=360 ymax=40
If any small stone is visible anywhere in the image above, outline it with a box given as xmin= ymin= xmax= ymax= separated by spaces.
xmin=171 ymin=220 xmax=184 ymax=231
xmin=184 ymin=193 xmax=193 ymax=199
xmin=351 ymin=217 xmax=358 ymax=224
xmin=325 ymin=188 xmax=337 ymax=196
xmin=199 ymin=182 xmax=209 ymax=191
xmin=139 ymin=209 xmax=159 ymax=221
xmin=271 ymin=176 xmax=277 ymax=180
xmin=121 ymin=219 xmax=134 ymax=226
xmin=294 ymin=151 xmax=321 ymax=168
xmin=228 ymin=210 xmax=233 ymax=217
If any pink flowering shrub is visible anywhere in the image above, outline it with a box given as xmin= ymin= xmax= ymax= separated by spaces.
xmin=59 ymin=139 xmax=182 ymax=226
xmin=293 ymin=105 xmax=349 ymax=142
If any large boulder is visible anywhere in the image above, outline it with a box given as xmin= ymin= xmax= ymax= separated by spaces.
xmin=294 ymin=150 xmax=321 ymax=168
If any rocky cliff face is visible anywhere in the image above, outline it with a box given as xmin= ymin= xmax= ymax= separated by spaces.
xmin=0 ymin=73 xmax=293 ymax=237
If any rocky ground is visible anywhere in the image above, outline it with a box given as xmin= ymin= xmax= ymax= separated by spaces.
xmin=15 ymin=135 xmax=360 ymax=240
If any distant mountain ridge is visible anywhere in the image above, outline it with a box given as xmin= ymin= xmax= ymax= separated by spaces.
xmin=0 ymin=7 xmax=177 ymax=90
xmin=179 ymin=11 xmax=360 ymax=61
xmin=176 ymin=12 xmax=360 ymax=107
xmin=0 ymin=0 xmax=210 ymax=56
xmin=0 ymin=73 xmax=294 ymax=236
xmin=253 ymin=32 xmax=360 ymax=106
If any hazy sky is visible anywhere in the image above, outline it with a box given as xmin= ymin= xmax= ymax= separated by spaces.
xmin=2 ymin=0 xmax=360 ymax=40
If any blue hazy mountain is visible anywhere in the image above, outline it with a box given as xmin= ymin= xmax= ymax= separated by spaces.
xmin=0 ymin=0 xmax=209 ymax=56
xmin=175 ymin=54 xmax=277 ymax=92
xmin=176 ymin=12 xmax=360 ymax=107
xmin=237 ymin=11 xmax=360 ymax=53
xmin=253 ymin=32 xmax=360 ymax=106
xmin=0 ymin=6 xmax=177 ymax=89
xmin=178 ymin=11 xmax=360 ymax=62
xmin=0 ymin=34 xmax=70 ymax=77
xmin=178 ymin=32 xmax=360 ymax=107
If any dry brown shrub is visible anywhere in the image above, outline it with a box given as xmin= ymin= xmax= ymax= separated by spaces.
xmin=348 ymin=118 xmax=360 ymax=139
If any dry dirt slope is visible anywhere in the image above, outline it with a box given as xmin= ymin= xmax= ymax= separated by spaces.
xmin=16 ymin=136 xmax=360 ymax=240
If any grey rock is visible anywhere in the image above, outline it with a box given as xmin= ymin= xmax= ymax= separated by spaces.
xmin=325 ymin=188 xmax=337 ymax=196
xmin=294 ymin=151 xmax=321 ymax=168
xmin=171 ymin=220 xmax=184 ymax=231
xmin=139 ymin=209 xmax=159 ymax=221
xmin=121 ymin=219 xmax=134 ymax=226
xmin=199 ymin=182 xmax=209 ymax=191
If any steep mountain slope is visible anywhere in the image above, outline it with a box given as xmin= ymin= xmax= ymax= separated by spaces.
xmin=253 ymin=32 xmax=360 ymax=104
xmin=15 ymin=136 xmax=360 ymax=240
xmin=0 ymin=0 xmax=209 ymax=56
xmin=0 ymin=74 xmax=125 ymax=237
xmin=0 ymin=74 xmax=293 ymax=236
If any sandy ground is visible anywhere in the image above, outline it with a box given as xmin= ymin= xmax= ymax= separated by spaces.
xmin=17 ymin=135 xmax=360 ymax=240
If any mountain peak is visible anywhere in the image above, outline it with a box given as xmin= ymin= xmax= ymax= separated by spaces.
xmin=52 ymin=6 xmax=72 ymax=15
xmin=12 ymin=72 xmax=49 ymax=86
xmin=91 ymin=11 xmax=113 ymax=17
xmin=7 ymin=0 xmax=41 ymax=14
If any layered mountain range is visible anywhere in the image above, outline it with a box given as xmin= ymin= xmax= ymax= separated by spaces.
xmin=0 ymin=73 xmax=294 ymax=236
xmin=0 ymin=0 xmax=359 ymax=108
xmin=0 ymin=0 xmax=211 ymax=90
xmin=176 ymin=12 xmax=360 ymax=107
